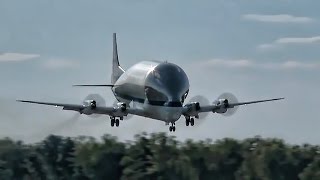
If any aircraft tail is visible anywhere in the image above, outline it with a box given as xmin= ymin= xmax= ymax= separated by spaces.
xmin=112 ymin=33 xmax=125 ymax=84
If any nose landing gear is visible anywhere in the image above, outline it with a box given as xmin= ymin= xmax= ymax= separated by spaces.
xmin=169 ymin=122 xmax=176 ymax=132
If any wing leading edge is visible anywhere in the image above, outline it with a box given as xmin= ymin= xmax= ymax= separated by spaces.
xmin=185 ymin=97 xmax=284 ymax=114
xmin=16 ymin=100 xmax=114 ymax=115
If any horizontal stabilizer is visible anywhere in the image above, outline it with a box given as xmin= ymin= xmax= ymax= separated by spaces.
xmin=73 ymin=84 xmax=116 ymax=87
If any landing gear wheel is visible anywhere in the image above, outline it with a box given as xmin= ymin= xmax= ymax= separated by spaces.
xmin=190 ymin=118 xmax=195 ymax=126
xmin=111 ymin=118 xmax=115 ymax=127
xmin=169 ymin=122 xmax=176 ymax=132
xmin=185 ymin=117 xmax=190 ymax=126
xmin=115 ymin=119 xmax=120 ymax=127
xmin=186 ymin=119 xmax=190 ymax=126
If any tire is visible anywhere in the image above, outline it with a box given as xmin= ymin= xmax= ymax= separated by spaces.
xmin=173 ymin=126 xmax=176 ymax=132
xmin=190 ymin=118 xmax=194 ymax=126
xmin=111 ymin=119 xmax=115 ymax=127
xmin=186 ymin=119 xmax=190 ymax=126
xmin=116 ymin=119 xmax=120 ymax=127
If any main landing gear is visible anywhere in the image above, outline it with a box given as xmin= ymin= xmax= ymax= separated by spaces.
xmin=169 ymin=122 xmax=176 ymax=132
xmin=110 ymin=116 xmax=123 ymax=127
xmin=185 ymin=116 xmax=195 ymax=126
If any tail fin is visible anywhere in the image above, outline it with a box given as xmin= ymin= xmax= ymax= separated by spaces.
xmin=112 ymin=33 xmax=125 ymax=84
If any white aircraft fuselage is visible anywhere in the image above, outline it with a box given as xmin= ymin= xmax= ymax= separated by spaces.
xmin=112 ymin=61 xmax=189 ymax=123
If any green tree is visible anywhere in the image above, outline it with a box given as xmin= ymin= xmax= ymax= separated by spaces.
xmin=76 ymin=134 xmax=125 ymax=180
xmin=121 ymin=133 xmax=157 ymax=180
xmin=0 ymin=132 xmax=319 ymax=179
xmin=148 ymin=133 xmax=197 ymax=180
xmin=299 ymin=157 xmax=320 ymax=179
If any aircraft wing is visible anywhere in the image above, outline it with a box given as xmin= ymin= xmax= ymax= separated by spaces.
xmin=224 ymin=97 xmax=284 ymax=108
xmin=16 ymin=100 xmax=115 ymax=115
xmin=183 ymin=97 xmax=284 ymax=115
xmin=205 ymin=97 xmax=284 ymax=112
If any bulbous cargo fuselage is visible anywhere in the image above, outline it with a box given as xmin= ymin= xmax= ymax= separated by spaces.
xmin=112 ymin=61 xmax=189 ymax=122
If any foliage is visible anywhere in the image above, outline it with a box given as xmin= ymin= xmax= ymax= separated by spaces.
xmin=0 ymin=133 xmax=319 ymax=180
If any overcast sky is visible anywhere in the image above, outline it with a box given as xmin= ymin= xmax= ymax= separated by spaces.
xmin=0 ymin=0 xmax=319 ymax=144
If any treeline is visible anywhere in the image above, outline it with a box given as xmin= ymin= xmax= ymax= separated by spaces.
xmin=0 ymin=133 xmax=320 ymax=180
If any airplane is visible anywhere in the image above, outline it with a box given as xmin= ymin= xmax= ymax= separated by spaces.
xmin=17 ymin=33 xmax=284 ymax=132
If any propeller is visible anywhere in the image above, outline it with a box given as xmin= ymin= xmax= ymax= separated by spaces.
xmin=185 ymin=93 xmax=239 ymax=124
xmin=188 ymin=95 xmax=210 ymax=121
xmin=84 ymin=94 xmax=106 ymax=118
xmin=216 ymin=92 xmax=239 ymax=116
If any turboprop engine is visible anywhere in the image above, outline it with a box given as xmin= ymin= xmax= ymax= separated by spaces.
xmin=115 ymin=102 xmax=126 ymax=112
xmin=213 ymin=93 xmax=239 ymax=116
xmin=183 ymin=92 xmax=239 ymax=126
xmin=81 ymin=94 xmax=106 ymax=116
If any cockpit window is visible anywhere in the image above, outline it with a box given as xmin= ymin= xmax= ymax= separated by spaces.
xmin=166 ymin=101 xmax=182 ymax=107
xmin=145 ymin=87 xmax=183 ymax=107
xmin=145 ymin=87 xmax=168 ymax=105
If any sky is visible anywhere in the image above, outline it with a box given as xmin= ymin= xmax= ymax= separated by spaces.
xmin=0 ymin=0 xmax=319 ymax=144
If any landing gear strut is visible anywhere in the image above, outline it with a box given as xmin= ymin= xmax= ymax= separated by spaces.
xmin=169 ymin=122 xmax=176 ymax=132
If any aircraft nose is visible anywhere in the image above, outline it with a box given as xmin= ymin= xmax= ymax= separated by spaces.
xmin=163 ymin=107 xmax=182 ymax=121
xmin=145 ymin=62 xmax=189 ymax=106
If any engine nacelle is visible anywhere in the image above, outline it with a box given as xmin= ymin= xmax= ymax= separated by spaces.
xmin=90 ymin=100 xmax=96 ymax=108
xmin=80 ymin=100 xmax=97 ymax=115
xmin=83 ymin=100 xmax=97 ymax=109
xmin=186 ymin=102 xmax=200 ymax=110
xmin=183 ymin=102 xmax=201 ymax=116
xmin=115 ymin=102 xmax=127 ymax=112
xmin=109 ymin=102 xmax=128 ymax=117
xmin=214 ymin=99 xmax=229 ymax=114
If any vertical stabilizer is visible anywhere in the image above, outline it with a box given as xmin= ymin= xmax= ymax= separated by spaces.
xmin=112 ymin=33 xmax=125 ymax=84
